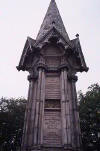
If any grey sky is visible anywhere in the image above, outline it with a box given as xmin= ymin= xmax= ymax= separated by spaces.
xmin=0 ymin=0 xmax=100 ymax=98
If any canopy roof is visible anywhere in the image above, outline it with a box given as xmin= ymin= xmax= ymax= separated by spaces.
xmin=17 ymin=0 xmax=88 ymax=73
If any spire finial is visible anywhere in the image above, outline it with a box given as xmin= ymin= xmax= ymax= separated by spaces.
xmin=51 ymin=0 xmax=55 ymax=4
xmin=76 ymin=33 xmax=79 ymax=38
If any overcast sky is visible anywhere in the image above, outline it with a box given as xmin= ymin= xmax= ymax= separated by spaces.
xmin=0 ymin=0 xmax=100 ymax=98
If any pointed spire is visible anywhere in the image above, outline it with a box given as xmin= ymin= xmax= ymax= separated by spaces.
xmin=36 ymin=0 xmax=70 ymax=42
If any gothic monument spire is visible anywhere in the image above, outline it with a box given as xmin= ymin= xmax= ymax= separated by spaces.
xmin=17 ymin=0 xmax=88 ymax=151
xmin=36 ymin=0 xmax=70 ymax=42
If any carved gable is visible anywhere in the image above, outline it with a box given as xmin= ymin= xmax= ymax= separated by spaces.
xmin=41 ymin=45 xmax=64 ymax=67
xmin=42 ymin=45 xmax=63 ymax=56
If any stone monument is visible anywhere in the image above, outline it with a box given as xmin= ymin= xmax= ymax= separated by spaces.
xmin=17 ymin=0 xmax=88 ymax=150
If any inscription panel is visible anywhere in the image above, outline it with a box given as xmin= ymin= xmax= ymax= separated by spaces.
xmin=45 ymin=76 xmax=60 ymax=99
xmin=45 ymin=56 xmax=60 ymax=67
xmin=43 ymin=110 xmax=62 ymax=145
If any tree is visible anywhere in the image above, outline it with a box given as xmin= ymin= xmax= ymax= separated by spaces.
xmin=0 ymin=98 xmax=26 ymax=151
xmin=79 ymin=84 xmax=100 ymax=151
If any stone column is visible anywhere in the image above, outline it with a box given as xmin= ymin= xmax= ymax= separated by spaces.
xmin=38 ymin=69 xmax=45 ymax=146
xmin=21 ymin=75 xmax=35 ymax=151
xmin=71 ymin=75 xmax=81 ymax=151
xmin=63 ymin=69 xmax=72 ymax=150
xmin=28 ymin=77 xmax=37 ymax=147
xmin=67 ymin=79 xmax=75 ymax=150
xmin=33 ymin=69 xmax=42 ymax=145
xmin=32 ymin=65 xmax=46 ymax=149
xmin=60 ymin=69 xmax=67 ymax=146
xmin=60 ymin=67 xmax=73 ymax=150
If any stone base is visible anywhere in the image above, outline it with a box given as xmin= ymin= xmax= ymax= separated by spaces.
xmin=21 ymin=145 xmax=81 ymax=151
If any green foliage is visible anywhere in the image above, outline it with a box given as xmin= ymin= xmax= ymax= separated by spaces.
xmin=0 ymin=98 xmax=26 ymax=151
xmin=79 ymin=84 xmax=100 ymax=151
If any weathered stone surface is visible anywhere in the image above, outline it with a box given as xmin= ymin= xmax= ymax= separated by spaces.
xmin=17 ymin=0 xmax=88 ymax=151
xmin=43 ymin=110 xmax=61 ymax=145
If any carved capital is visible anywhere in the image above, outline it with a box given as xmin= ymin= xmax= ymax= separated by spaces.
xmin=68 ymin=74 xmax=78 ymax=82
xmin=58 ymin=64 xmax=69 ymax=71
xmin=37 ymin=63 xmax=47 ymax=70
xmin=27 ymin=74 xmax=37 ymax=82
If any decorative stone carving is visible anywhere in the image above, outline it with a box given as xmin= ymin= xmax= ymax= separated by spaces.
xmin=17 ymin=0 xmax=88 ymax=151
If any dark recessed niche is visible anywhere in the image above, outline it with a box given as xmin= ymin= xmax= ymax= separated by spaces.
xmin=44 ymin=99 xmax=61 ymax=109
